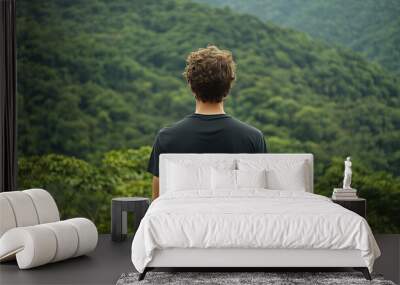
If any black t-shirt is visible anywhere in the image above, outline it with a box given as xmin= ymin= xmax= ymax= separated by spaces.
xmin=147 ymin=113 xmax=268 ymax=176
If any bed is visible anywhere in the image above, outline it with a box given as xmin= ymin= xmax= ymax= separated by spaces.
xmin=131 ymin=154 xmax=380 ymax=280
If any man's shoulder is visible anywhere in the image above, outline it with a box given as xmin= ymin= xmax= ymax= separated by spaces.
xmin=157 ymin=114 xmax=263 ymax=138
xmin=229 ymin=117 xmax=263 ymax=137
xmin=157 ymin=117 xmax=190 ymax=137
xmin=158 ymin=117 xmax=190 ymax=135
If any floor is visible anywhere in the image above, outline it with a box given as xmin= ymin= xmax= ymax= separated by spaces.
xmin=0 ymin=235 xmax=134 ymax=285
xmin=375 ymin=234 xmax=400 ymax=284
xmin=0 ymin=234 xmax=399 ymax=285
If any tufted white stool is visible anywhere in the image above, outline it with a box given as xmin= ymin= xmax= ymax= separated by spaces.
xmin=0 ymin=189 xmax=98 ymax=269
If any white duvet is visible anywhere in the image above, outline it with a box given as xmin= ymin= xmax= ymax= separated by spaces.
xmin=131 ymin=190 xmax=380 ymax=273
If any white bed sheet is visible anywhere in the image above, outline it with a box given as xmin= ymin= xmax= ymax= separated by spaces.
xmin=131 ymin=190 xmax=380 ymax=273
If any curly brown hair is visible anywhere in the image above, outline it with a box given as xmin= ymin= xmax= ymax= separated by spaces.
xmin=182 ymin=44 xmax=236 ymax=103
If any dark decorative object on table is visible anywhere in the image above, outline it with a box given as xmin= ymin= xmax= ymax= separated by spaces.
xmin=111 ymin=197 xmax=150 ymax=242
xmin=332 ymin=198 xmax=366 ymax=219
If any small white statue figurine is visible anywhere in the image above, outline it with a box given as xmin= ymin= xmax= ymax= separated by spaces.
xmin=343 ymin=157 xmax=352 ymax=189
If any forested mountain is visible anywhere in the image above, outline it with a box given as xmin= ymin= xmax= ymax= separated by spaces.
xmin=17 ymin=0 xmax=400 ymax=233
xmin=196 ymin=0 xmax=400 ymax=73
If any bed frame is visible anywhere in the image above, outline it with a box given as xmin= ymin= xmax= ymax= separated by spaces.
xmin=139 ymin=154 xmax=371 ymax=280
xmin=140 ymin=248 xmax=371 ymax=280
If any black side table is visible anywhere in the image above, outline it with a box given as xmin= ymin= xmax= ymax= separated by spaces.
xmin=111 ymin=197 xmax=150 ymax=242
xmin=332 ymin=198 xmax=366 ymax=218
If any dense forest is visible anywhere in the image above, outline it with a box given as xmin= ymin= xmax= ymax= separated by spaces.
xmin=196 ymin=0 xmax=400 ymax=73
xmin=17 ymin=0 xmax=400 ymax=233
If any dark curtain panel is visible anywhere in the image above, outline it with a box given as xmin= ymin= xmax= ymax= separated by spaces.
xmin=0 ymin=0 xmax=17 ymax=192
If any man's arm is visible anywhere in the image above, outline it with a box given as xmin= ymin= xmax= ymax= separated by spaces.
xmin=152 ymin=176 xmax=160 ymax=200
xmin=257 ymin=132 xmax=268 ymax=153
xmin=147 ymin=132 xmax=162 ymax=200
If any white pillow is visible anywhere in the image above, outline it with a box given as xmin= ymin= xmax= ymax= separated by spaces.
xmin=237 ymin=159 xmax=308 ymax=191
xmin=266 ymin=166 xmax=306 ymax=191
xmin=211 ymin=168 xmax=237 ymax=190
xmin=166 ymin=158 xmax=235 ymax=171
xmin=166 ymin=162 xmax=211 ymax=191
xmin=237 ymin=169 xmax=267 ymax=189
xmin=211 ymin=168 xmax=268 ymax=190
xmin=165 ymin=158 xmax=236 ymax=192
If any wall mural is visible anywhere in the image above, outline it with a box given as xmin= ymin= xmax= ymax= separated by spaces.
xmin=17 ymin=0 xmax=399 ymax=233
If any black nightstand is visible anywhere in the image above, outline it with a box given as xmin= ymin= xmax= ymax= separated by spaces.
xmin=111 ymin=197 xmax=150 ymax=242
xmin=331 ymin=198 xmax=366 ymax=218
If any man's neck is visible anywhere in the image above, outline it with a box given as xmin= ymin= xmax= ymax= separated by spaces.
xmin=195 ymin=100 xmax=225 ymax=115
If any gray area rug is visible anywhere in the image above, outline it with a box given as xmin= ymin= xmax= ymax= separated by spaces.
xmin=116 ymin=272 xmax=396 ymax=285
